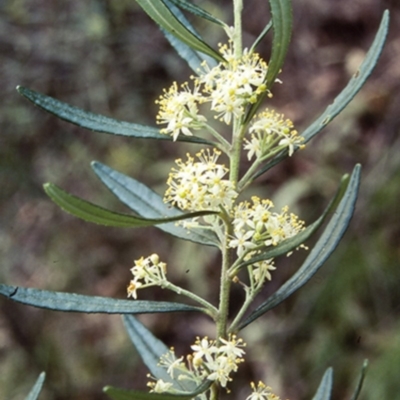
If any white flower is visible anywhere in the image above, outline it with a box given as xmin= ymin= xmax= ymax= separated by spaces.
xmin=150 ymin=379 xmax=173 ymax=393
xmin=164 ymin=149 xmax=237 ymax=213
xmin=246 ymin=381 xmax=281 ymax=400
xmin=127 ymin=254 xmax=168 ymax=299
xmin=246 ymin=109 xmax=305 ymax=159
xmin=156 ymin=81 xmax=206 ymax=141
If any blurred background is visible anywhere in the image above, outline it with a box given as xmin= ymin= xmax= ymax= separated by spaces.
xmin=0 ymin=0 xmax=399 ymax=399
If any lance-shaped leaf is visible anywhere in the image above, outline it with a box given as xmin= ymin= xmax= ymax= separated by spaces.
xmin=0 ymin=284 xmax=201 ymax=314
xmin=91 ymin=162 xmax=219 ymax=247
xmin=238 ymin=165 xmax=361 ymax=329
xmin=234 ymin=172 xmax=351 ymax=272
xmin=349 ymin=360 xmax=369 ymax=400
xmin=245 ymin=0 xmax=292 ymax=123
xmin=161 ymin=1 xmax=218 ymax=72
xmin=251 ymin=10 xmax=389 ymax=180
xmin=166 ymin=0 xmax=224 ymax=27
xmin=123 ymin=316 xmax=206 ymax=393
xmin=265 ymin=0 xmax=292 ymax=87
xmin=104 ymin=380 xmax=211 ymax=400
xmin=44 ymin=183 xmax=217 ymax=228
xmin=17 ymin=86 xmax=212 ymax=145
xmin=135 ymin=0 xmax=224 ymax=62
xmin=311 ymin=368 xmax=333 ymax=400
xmin=25 ymin=372 xmax=46 ymax=400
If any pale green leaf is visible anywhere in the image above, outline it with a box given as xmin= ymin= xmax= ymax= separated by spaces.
xmin=17 ymin=86 xmax=212 ymax=145
xmin=251 ymin=10 xmax=389 ymax=180
xmin=91 ymin=162 xmax=219 ymax=247
xmin=135 ymin=0 xmax=224 ymax=62
xmin=160 ymin=1 xmax=218 ymax=72
xmin=25 ymin=372 xmax=46 ymax=400
xmin=166 ymin=0 xmax=224 ymax=26
xmin=0 ymin=284 xmax=201 ymax=314
xmin=123 ymin=316 xmax=198 ymax=392
xmin=238 ymin=165 xmax=361 ymax=329
xmin=311 ymin=368 xmax=333 ymax=400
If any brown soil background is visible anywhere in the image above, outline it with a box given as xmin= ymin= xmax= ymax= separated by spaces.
xmin=1 ymin=1 xmax=399 ymax=399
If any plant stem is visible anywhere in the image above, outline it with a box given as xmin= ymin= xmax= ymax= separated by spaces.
xmin=233 ymin=0 xmax=243 ymax=57
xmin=164 ymin=282 xmax=218 ymax=318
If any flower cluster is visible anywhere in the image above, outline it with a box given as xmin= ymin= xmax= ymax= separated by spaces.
xmin=164 ymin=148 xmax=237 ymax=213
xmin=246 ymin=381 xmax=282 ymax=400
xmin=229 ymin=197 xmax=306 ymax=284
xmin=127 ymin=254 xmax=167 ymax=299
xmin=148 ymin=335 xmax=246 ymax=393
xmin=156 ymin=81 xmax=206 ymax=141
xmin=156 ymin=41 xmax=268 ymax=139
xmin=198 ymin=42 xmax=268 ymax=124
xmin=245 ymin=109 xmax=305 ymax=159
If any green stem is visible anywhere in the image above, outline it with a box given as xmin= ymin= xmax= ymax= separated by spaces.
xmin=163 ymin=281 xmax=218 ymax=318
xmin=233 ymin=0 xmax=243 ymax=57
xmin=216 ymin=231 xmax=234 ymax=340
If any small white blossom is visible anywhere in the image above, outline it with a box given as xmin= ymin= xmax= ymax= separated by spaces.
xmin=245 ymin=109 xmax=305 ymax=160
xmin=246 ymin=381 xmax=282 ymax=400
xmin=127 ymin=254 xmax=167 ymax=299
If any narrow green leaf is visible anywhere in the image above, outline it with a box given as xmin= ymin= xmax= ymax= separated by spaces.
xmin=135 ymin=0 xmax=224 ymax=62
xmin=123 ymin=316 xmax=196 ymax=392
xmin=349 ymin=360 xmax=369 ymax=400
xmin=311 ymin=368 xmax=333 ymax=400
xmin=25 ymin=372 xmax=46 ymax=400
xmin=161 ymin=1 xmax=218 ymax=72
xmin=250 ymin=20 xmax=273 ymax=53
xmin=251 ymin=10 xmax=389 ymax=179
xmin=104 ymin=381 xmax=211 ymax=400
xmin=91 ymin=162 xmax=219 ymax=247
xmin=44 ymin=183 xmax=217 ymax=228
xmin=237 ymin=172 xmax=350 ymax=270
xmin=238 ymin=165 xmax=361 ymax=329
xmin=16 ymin=86 xmax=212 ymax=145
xmin=0 ymin=284 xmax=201 ymax=314
xmin=265 ymin=0 xmax=293 ymax=87
xmin=166 ymin=0 xmax=225 ymax=27
xmin=244 ymin=0 xmax=293 ymax=123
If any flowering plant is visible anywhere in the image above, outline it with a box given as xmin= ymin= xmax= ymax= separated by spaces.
xmin=0 ymin=0 xmax=389 ymax=399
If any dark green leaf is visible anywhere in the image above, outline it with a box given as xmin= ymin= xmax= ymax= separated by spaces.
xmin=25 ymin=372 xmax=46 ymax=400
xmin=0 ymin=284 xmax=201 ymax=314
xmin=238 ymin=165 xmax=361 ymax=329
xmin=44 ymin=183 xmax=217 ymax=228
xmin=311 ymin=368 xmax=333 ymax=400
xmin=135 ymin=0 xmax=224 ymax=62
xmin=265 ymin=0 xmax=293 ymax=88
xmin=16 ymin=86 xmax=212 ymax=145
xmin=161 ymin=1 xmax=218 ymax=72
xmin=123 ymin=316 xmax=197 ymax=392
xmin=251 ymin=10 xmax=389 ymax=179
xmin=91 ymin=162 xmax=219 ymax=247
xmin=166 ymin=0 xmax=224 ymax=26
xmin=104 ymin=380 xmax=211 ymax=400
xmin=250 ymin=20 xmax=273 ymax=53
xmin=245 ymin=0 xmax=292 ymax=123
xmin=237 ymin=172 xmax=350 ymax=270
xmin=349 ymin=360 xmax=369 ymax=400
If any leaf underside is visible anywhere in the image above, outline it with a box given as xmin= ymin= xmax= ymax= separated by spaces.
xmin=238 ymin=164 xmax=361 ymax=329
xmin=0 ymin=284 xmax=201 ymax=314
xmin=91 ymin=162 xmax=219 ymax=247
